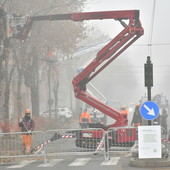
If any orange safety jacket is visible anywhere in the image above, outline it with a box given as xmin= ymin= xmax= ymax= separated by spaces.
xmin=79 ymin=112 xmax=91 ymax=123
xmin=121 ymin=109 xmax=128 ymax=122
xmin=121 ymin=109 xmax=128 ymax=115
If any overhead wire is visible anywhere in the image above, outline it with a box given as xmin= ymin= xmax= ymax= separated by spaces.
xmin=148 ymin=0 xmax=157 ymax=57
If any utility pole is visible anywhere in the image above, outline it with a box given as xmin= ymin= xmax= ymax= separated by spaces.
xmin=39 ymin=49 xmax=58 ymax=119
xmin=48 ymin=62 xmax=52 ymax=119
xmin=144 ymin=56 xmax=153 ymax=125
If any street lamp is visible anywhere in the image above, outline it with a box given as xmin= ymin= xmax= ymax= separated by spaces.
xmin=38 ymin=55 xmax=58 ymax=119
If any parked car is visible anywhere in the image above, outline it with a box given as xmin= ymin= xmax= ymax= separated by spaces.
xmin=40 ymin=107 xmax=73 ymax=122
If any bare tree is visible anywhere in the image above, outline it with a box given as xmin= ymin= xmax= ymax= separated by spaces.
xmin=0 ymin=0 xmax=87 ymax=131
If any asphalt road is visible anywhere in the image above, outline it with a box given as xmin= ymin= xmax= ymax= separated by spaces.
xmin=0 ymin=153 xmax=170 ymax=170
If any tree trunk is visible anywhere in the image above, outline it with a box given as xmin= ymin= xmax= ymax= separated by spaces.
xmin=23 ymin=47 xmax=39 ymax=116
xmin=30 ymin=49 xmax=39 ymax=116
xmin=31 ymin=85 xmax=39 ymax=116
xmin=53 ymin=81 xmax=59 ymax=119
xmin=3 ymin=51 xmax=10 ymax=119
xmin=17 ymin=70 xmax=22 ymax=117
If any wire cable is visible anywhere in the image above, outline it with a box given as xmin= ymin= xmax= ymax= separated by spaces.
xmin=148 ymin=0 xmax=157 ymax=57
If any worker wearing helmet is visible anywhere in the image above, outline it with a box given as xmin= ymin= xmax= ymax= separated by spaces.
xmin=79 ymin=109 xmax=91 ymax=128
xmin=121 ymin=105 xmax=128 ymax=123
xmin=19 ymin=109 xmax=34 ymax=155
xmin=131 ymin=104 xmax=142 ymax=127
xmin=121 ymin=105 xmax=128 ymax=115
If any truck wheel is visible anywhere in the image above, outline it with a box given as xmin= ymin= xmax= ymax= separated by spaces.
xmin=75 ymin=139 xmax=83 ymax=147
xmin=130 ymin=142 xmax=135 ymax=147
xmin=75 ymin=139 xmax=79 ymax=147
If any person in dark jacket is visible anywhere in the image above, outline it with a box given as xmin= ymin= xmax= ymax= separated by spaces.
xmin=131 ymin=104 xmax=142 ymax=127
xmin=19 ymin=109 xmax=34 ymax=155
xmin=161 ymin=108 xmax=168 ymax=133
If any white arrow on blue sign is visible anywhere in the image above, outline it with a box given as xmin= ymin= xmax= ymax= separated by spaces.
xmin=140 ymin=101 xmax=159 ymax=120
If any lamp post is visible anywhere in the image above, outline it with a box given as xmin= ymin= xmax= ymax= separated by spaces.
xmin=39 ymin=55 xmax=58 ymax=119
xmin=48 ymin=62 xmax=52 ymax=118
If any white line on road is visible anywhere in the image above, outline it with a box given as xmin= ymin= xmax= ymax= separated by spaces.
xmin=37 ymin=159 xmax=63 ymax=167
xmin=69 ymin=158 xmax=92 ymax=166
xmin=125 ymin=153 xmax=132 ymax=157
xmin=101 ymin=157 xmax=120 ymax=165
xmin=7 ymin=160 xmax=36 ymax=169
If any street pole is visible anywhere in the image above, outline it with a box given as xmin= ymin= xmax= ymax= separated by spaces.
xmin=144 ymin=56 xmax=153 ymax=125
xmin=39 ymin=52 xmax=58 ymax=120
xmin=48 ymin=62 xmax=51 ymax=119
xmin=147 ymin=86 xmax=151 ymax=125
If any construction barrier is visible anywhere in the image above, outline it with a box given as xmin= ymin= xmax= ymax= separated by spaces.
xmin=108 ymin=127 xmax=137 ymax=152
xmin=44 ymin=128 xmax=105 ymax=155
xmin=0 ymin=127 xmax=169 ymax=162
xmin=0 ymin=131 xmax=47 ymax=163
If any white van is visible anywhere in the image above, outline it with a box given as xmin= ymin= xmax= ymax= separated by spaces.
xmin=40 ymin=107 xmax=73 ymax=122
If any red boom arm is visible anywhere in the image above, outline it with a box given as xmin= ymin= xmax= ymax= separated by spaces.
xmin=72 ymin=10 xmax=144 ymax=128
xmin=20 ymin=10 xmax=144 ymax=128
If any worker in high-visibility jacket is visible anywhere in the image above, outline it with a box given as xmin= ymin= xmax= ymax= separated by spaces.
xmin=19 ymin=109 xmax=34 ymax=155
xmin=121 ymin=105 xmax=128 ymax=115
xmin=121 ymin=105 xmax=128 ymax=124
xmin=79 ymin=109 xmax=91 ymax=128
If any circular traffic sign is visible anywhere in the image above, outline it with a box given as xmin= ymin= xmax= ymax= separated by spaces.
xmin=140 ymin=101 xmax=159 ymax=120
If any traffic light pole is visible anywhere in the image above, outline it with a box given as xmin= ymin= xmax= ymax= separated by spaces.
xmin=147 ymin=86 xmax=152 ymax=125
xmin=144 ymin=56 xmax=153 ymax=125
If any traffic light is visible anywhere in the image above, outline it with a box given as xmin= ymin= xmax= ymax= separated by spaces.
xmin=144 ymin=56 xmax=153 ymax=87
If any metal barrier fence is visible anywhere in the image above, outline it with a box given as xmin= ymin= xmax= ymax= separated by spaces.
xmin=100 ymin=127 xmax=137 ymax=160
xmin=108 ymin=127 xmax=137 ymax=150
xmin=0 ymin=131 xmax=47 ymax=163
xmin=42 ymin=127 xmax=137 ymax=160
xmin=44 ymin=128 xmax=105 ymax=155
xmin=160 ymin=127 xmax=169 ymax=158
xmin=0 ymin=127 xmax=169 ymax=162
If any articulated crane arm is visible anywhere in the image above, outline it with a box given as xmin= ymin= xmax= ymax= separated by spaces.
xmin=19 ymin=10 xmax=144 ymax=129
xmin=72 ymin=10 xmax=144 ymax=128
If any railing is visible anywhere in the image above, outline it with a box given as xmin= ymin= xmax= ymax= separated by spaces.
xmin=0 ymin=131 xmax=47 ymax=163
xmin=0 ymin=126 xmax=169 ymax=163
xmin=45 ymin=128 xmax=105 ymax=154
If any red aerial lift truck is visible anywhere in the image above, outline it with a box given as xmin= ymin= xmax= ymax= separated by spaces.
xmin=18 ymin=10 xmax=144 ymax=148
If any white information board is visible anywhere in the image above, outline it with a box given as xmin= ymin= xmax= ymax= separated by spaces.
xmin=138 ymin=125 xmax=162 ymax=159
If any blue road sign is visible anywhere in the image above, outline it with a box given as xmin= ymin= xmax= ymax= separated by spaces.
xmin=140 ymin=101 xmax=159 ymax=120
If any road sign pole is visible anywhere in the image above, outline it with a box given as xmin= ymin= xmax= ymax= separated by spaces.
xmin=144 ymin=56 xmax=153 ymax=125
xmin=147 ymin=86 xmax=152 ymax=125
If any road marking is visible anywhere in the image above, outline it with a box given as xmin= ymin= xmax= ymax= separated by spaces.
xmin=125 ymin=153 xmax=132 ymax=157
xmin=5 ymin=156 xmax=121 ymax=168
xmin=37 ymin=159 xmax=63 ymax=167
xmin=101 ymin=157 xmax=120 ymax=165
xmin=7 ymin=160 xmax=36 ymax=169
xmin=69 ymin=158 xmax=91 ymax=166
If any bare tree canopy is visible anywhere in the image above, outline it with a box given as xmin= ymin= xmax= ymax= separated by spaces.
xmin=0 ymin=0 xmax=88 ymax=131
